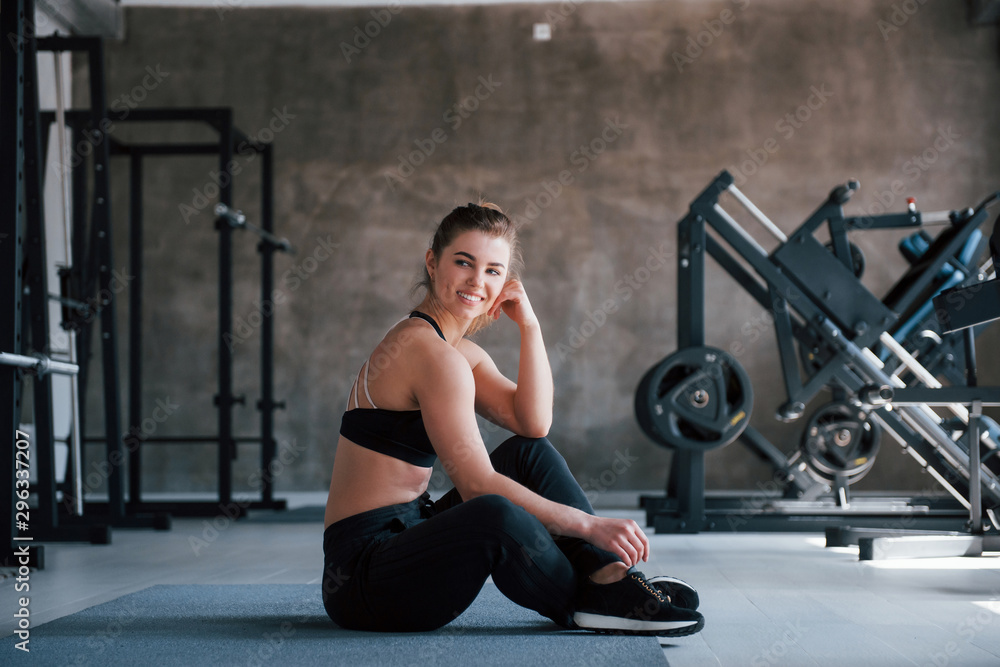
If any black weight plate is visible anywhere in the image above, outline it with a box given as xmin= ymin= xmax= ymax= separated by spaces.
xmin=799 ymin=401 xmax=881 ymax=484
xmin=635 ymin=346 xmax=753 ymax=451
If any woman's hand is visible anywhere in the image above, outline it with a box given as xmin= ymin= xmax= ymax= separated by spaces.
xmin=585 ymin=516 xmax=650 ymax=567
xmin=489 ymin=279 xmax=538 ymax=328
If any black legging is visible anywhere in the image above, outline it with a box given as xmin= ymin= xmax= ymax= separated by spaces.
xmin=322 ymin=436 xmax=621 ymax=632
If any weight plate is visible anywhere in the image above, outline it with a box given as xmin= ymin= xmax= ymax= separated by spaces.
xmin=799 ymin=401 xmax=881 ymax=484
xmin=635 ymin=346 xmax=753 ymax=451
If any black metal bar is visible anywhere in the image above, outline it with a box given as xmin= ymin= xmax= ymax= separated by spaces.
xmin=88 ymin=38 xmax=126 ymax=521
xmin=71 ymin=124 xmax=93 ymax=451
xmin=666 ymin=450 xmax=705 ymax=533
xmin=737 ymin=426 xmax=797 ymax=478
xmin=78 ymin=500 xmax=283 ymax=518
xmin=41 ymin=108 xmax=265 ymax=158
xmin=259 ymin=143 xmax=277 ymax=504
xmin=888 ymin=387 xmax=1000 ymax=406
xmin=107 ymin=106 xmax=233 ymax=123
xmin=217 ymin=110 xmax=235 ymax=505
xmin=656 ymin=511 xmax=969 ymax=534
xmin=791 ymin=350 xmax=851 ymax=407
xmin=933 ymin=279 xmax=1000 ymax=333
xmin=23 ymin=10 xmax=59 ymax=531
xmin=705 ymin=234 xmax=770 ymax=308
xmin=770 ymin=288 xmax=804 ymax=400
xmin=118 ymin=143 xmax=224 ymax=156
xmin=128 ymin=153 xmax=143 ymax=504
xmin=35 ymin=35 xmax=108 ymax=52
xmin=2 ymin=0 xmax=29 ymax=566
xmin=677 ymin=214 xmax=705 ymax=349
xmin=84 ymin=436 xmax=265 ymax=444
xmin=843 ymin=212 xmax=921 ymax=230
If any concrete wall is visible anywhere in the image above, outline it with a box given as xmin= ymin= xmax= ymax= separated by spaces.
xmin=80 ymin=0 xmax=1000 ymax=499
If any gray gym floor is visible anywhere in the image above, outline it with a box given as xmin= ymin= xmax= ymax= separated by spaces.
xmin=2 ymin=491 xmax=999 ymax=666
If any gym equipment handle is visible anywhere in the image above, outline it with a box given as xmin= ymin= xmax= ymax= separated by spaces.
xmin=215 ymin=203 xmax=296 ymax=254
xmin=0 ymin=351 xmax=79 ymax=376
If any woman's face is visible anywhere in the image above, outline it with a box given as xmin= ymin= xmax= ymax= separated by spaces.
xmin=427 ymin=230 xmax=511 ymax=319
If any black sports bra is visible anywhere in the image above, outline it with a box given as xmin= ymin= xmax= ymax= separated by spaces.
xmin=338 ymin=312 xmax=445 ymax=468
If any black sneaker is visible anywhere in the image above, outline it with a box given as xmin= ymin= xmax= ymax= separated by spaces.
xmin=573 ymin=568 xmax=705 ymax=636
xmin=646 ymin=575 xmax=700 ymax=610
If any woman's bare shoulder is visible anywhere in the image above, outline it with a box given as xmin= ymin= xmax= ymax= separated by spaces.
xmin=372 ymin=318 xmax=467 ymax=378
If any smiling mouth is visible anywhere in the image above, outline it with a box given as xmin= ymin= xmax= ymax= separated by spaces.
xmin=457 ymin=291 xmax=484 ymax=302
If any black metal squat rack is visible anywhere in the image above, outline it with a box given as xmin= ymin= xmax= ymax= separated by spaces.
xmin=3 ymin=0 xmax=288 ymax=569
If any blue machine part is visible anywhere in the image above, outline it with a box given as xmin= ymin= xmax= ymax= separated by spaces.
xmin=884 ymin=229 xmax=983 ymax=356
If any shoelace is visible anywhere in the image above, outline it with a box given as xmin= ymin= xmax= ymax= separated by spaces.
xmin=629 ymin=571 xmax=668 ymax=604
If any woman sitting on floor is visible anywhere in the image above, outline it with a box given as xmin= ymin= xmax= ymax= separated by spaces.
xmin=322 ymin=201 xmax=704 ymax=636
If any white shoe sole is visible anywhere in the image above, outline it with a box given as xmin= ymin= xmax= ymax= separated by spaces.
xmin=573 ymin=612 xmax=703 ymax=636
xmin=647 ymin=576 xmax=691 ymax=587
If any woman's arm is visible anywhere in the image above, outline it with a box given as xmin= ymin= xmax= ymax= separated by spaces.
xmin=417 ymin=339 xmax=648 ymax=566
xmin=467 ymin=279 xmax=553 ymax=437
xmin=512 ymin=317 xmax=554 ymax=436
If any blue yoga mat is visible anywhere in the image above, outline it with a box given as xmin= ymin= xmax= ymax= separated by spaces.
xmin=1 ymin=583 xmax=666 ymax=666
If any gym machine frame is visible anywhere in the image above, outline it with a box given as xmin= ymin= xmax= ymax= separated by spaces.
xmin=828 ymin=219 xmax=1000 ymax=559
xmin=638 ymin=170 xmax=1000 ymax=535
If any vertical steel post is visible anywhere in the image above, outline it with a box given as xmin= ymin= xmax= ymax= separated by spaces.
xmin=259 ymin=143 xmax=277 ymax=503
xmin=217 ymin=111 xmax=235 ymax=505
xmin=128 ymin=152 xmax=143 ymax=506
xmin=677 ymin=214 xmax=706 ymax=349
xmin=1 ymin=0 xmax=28 ymax=564
xmin=88 ymin=39 xmax=125 ymax=520
xmin=22 ymin=5 xmax=58 ymax=529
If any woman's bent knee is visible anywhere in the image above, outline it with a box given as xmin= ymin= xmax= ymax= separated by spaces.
xmin=464 ymin=494 xmax=548 ymax=543
xmin=496 ymin=435 xmax=555 ymax=457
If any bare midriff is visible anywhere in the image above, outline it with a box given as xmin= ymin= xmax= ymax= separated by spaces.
xmin=323 ymin=435 xmax=435 ymax=529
